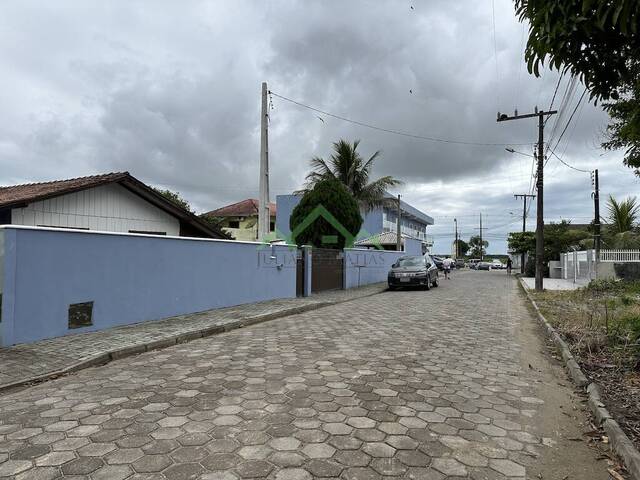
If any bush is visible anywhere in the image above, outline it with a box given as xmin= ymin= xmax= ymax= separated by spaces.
xmin=290 ymin=178 xmax=363 ymax=249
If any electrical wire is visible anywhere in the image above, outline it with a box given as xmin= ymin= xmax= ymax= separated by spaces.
xmin=269 ymin=91 xmax=534 ymax=147
xmin=549 ymin=150 xmax=591 ymax=173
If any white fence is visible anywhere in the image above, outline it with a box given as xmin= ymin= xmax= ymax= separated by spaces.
xmin=600 ymin=249 xmax=640 ymax=262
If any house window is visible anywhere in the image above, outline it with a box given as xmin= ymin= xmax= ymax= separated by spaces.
xmin=68 ymin=301 xmax=94 ymax=329
xmin=228 ymin=220 xmax=240 ymax=229
xmin=270 ymin=221 xmax=275 ymax=231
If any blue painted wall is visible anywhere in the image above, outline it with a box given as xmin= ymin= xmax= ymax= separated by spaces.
xmin=404 ymin=237 xmax=424 ymax=256
xmin=343 ymin=248 xmax=405 ymax=289
xmin=0 ymin=226 xmax=296 ymax=347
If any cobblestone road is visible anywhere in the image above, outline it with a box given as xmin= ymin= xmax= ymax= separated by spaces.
xmin=0 ymin=271 xmax=603 ymax=479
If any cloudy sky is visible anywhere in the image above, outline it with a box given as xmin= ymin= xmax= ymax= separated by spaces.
xmin=1 ymin=0 xmax=637 ymax=253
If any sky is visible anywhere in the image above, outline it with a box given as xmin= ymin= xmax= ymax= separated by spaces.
xmin=0 ymin=0 xmax=638 ymax=253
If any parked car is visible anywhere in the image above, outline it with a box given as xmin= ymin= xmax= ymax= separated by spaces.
xmin=431 ymin=256 xmax=444 ymax=271
xmin=388 ymin=255 xmax=439 ymax=290
xmin=455 ymin=259 xmax=465 ymax=269
xmin=477 ymin=262 xmax=492 ymax=270
xmin=491 ymin=259 xmax=505 ymax=269
xmin=468 ymin=259 xmax=481 ymax=270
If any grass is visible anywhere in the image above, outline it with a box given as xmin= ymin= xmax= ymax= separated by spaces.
xmin=531 ymin=280 xmax=640 ymax=369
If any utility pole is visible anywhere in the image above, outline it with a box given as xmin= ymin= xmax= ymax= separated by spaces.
xmin=479 ymin=213 xmax=483 ymax=261
xmin=498 ymin=107 xmax=557 ymax=291
xmin=396 ymin=194 xmax=402 ymax=251
xmin=592 ymin=169 xmax=601 ymax=264
xmin=514 ymin=193 xmax=536 ymax=274
xmin=258 ymin=82 xmax=270 ymax=242
xmin=454 ymin=218 xmax=458 ymax=259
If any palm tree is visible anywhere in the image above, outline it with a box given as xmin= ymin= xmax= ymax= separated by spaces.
xmin=607 ymin=194 xmax=639 ymax=234
xmin=302 ymin=139 xmax=402 ymax=211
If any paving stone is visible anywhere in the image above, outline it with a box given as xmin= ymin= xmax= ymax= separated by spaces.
xmin=0 ymin=275 xmax=565 ymax=480
xmin=0 ymin=460 xmax=33 ymax=477
xmin=235 ymin=459 xmax=273 ymax=478
xmin=61 ymin=457 xmax=103 ymax=475
xmin=15 ymin=466 xmax=61 ymax=480
xmin=489 ymin=458 xmax=526 ymax=477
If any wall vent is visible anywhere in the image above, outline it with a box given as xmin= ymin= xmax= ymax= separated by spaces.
xmin=68 ymin=301 xmax=93 ymax=329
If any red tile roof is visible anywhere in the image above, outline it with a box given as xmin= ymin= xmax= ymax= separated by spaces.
xmin=0 ymin=172 xmax=129 ymax=208
xmin=205 ymin=198 xmax=276 ymax=217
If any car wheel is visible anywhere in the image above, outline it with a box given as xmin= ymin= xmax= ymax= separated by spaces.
xmin=388 ymin=285 xmax=396 ymax=291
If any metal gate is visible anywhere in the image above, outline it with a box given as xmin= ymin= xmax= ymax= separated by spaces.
xmin=296 ymin=249 xmax=305 ymax=297
xmin=311 ymin=248 xmax=344 ymax=293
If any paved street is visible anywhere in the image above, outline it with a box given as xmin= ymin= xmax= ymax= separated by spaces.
xmin=0 ymin=270 xmax=610 ymax=479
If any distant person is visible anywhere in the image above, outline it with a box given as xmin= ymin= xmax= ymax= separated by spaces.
xmin=443 ymin=257 xmax=454 ymax=279
xmin=506 ymin=257 xmax=513 ymax=275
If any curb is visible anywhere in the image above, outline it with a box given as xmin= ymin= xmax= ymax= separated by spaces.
xmin=0 ymin=289 xmax=382 ymax=395
xmin=518 ymin=278 xmax=640 ymax=480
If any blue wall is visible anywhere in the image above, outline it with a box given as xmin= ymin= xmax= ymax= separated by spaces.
xmin=404 ymin=237 xmax=423 ymax=256
xmin=343 ymin=249 xmax=405 ymax=289
xmin=0 ymin=226 xmax=296 ymax=347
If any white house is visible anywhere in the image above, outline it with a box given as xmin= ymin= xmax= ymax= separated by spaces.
xmin=0 ymin=172 xmax=225 ymax=238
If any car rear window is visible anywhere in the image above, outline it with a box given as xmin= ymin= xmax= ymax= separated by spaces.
xmin=396 ymin=257 xmax=426 ymax=267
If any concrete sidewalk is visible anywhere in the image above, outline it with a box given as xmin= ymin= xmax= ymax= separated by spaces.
xmin=520 ymin=276 xmax=589 ymax=291
xmin=0 ymin=283 xmax=387 ymax=394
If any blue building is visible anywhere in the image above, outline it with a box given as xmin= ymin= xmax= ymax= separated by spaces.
xmin=275 ymin=193 xmax=434 ymax=252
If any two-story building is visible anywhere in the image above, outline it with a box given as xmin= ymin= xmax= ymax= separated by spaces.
xmin=275 ymin=193 xmax=434 ymax=252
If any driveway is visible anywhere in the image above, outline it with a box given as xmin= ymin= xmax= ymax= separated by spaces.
xmin=0 ymin=270 xmax=612 ymax=479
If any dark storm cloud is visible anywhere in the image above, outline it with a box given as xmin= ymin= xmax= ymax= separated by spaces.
xmin=0 ymin=0 xmax=636 ymax=254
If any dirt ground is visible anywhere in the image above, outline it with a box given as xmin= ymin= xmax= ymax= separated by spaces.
xmin=516 ymin=291 xmax=626 ymax=479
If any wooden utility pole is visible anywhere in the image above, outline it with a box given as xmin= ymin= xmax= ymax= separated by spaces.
xmin=396 ymin=195 xmax=402 ymax=251
xmin=479 ymin=213 xmax=483 ymax=261
xmin=258 ymin=82 xmax=270 ymax=241
xmin=454 ymin=218 xmax=458 ymax=259
xmin=514 ymin=193 xmax=535 ymax=274
xmin=498 ymin=107 xmax=557 ymax=291
xmin=592 ymin=169 xmax=601 ymax=263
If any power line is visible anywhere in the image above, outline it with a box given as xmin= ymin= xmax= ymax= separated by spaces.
xmin=269 ymin=91 xmax=533 ymax=147
xmin=549 ymin=150 xmax=591 ymax=173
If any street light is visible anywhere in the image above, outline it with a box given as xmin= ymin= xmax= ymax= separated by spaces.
xmin=505 ymin=147 xmax=535 ymax=158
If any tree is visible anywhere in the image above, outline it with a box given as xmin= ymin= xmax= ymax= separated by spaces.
xmin=515 ymin=0 xmax=640 ymax=174
xmin=468 ymin=235 xmax=488 ymax=258
xmin=302 ymin=139 xmax=402 ymax=211
xmin=607 ymin=194 xmax=638 ymax=234
xmin=153 ymin=188 xmax=193 ymax=213
xmin=199 ymin=213 xmax=231 ymax=238
xmin=453 ymin=239 xmax=470 ymax=257
xmin=290 ymin=178 xmax=363 ymax=249
xmin=507 ymin=231 xmax=536 ymax=255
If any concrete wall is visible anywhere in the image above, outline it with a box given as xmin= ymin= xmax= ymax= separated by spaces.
xmin=404 ymin=237 xmax=423 ymax=256
xmin=0 ymin=226 xmax=296 ymax=347
xmin=10 ymin=183 xmax=180 ymax=235
xmin=344 ymin=248 xmax=405 ymax=289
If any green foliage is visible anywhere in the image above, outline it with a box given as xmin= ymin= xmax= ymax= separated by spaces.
xmin=543 ymin=221 xmax=589 ymax=260
xmin=199 ymin=214 xmax=231 ymax=239
xmin=153 ymin=188 xmax=193 ymax=213
xmin=607 ymin=194 xmax=639 ymax=234
xmin=290 ymin=178 xmax=363 ymax=249
xmin=602 ymin=64 xmax=640 ymax=174
xmin=302 ymin=139 xmax=402 ymax=211
xmin=507 ymin=231 xmax=536 ymax=254
xmin=515 ymin=0 xmax=640 ymax=174
xmin=453 ymin=239 xmax=470 ymax=257
xmin=468 ymin=235 xmax=488 ymax=258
